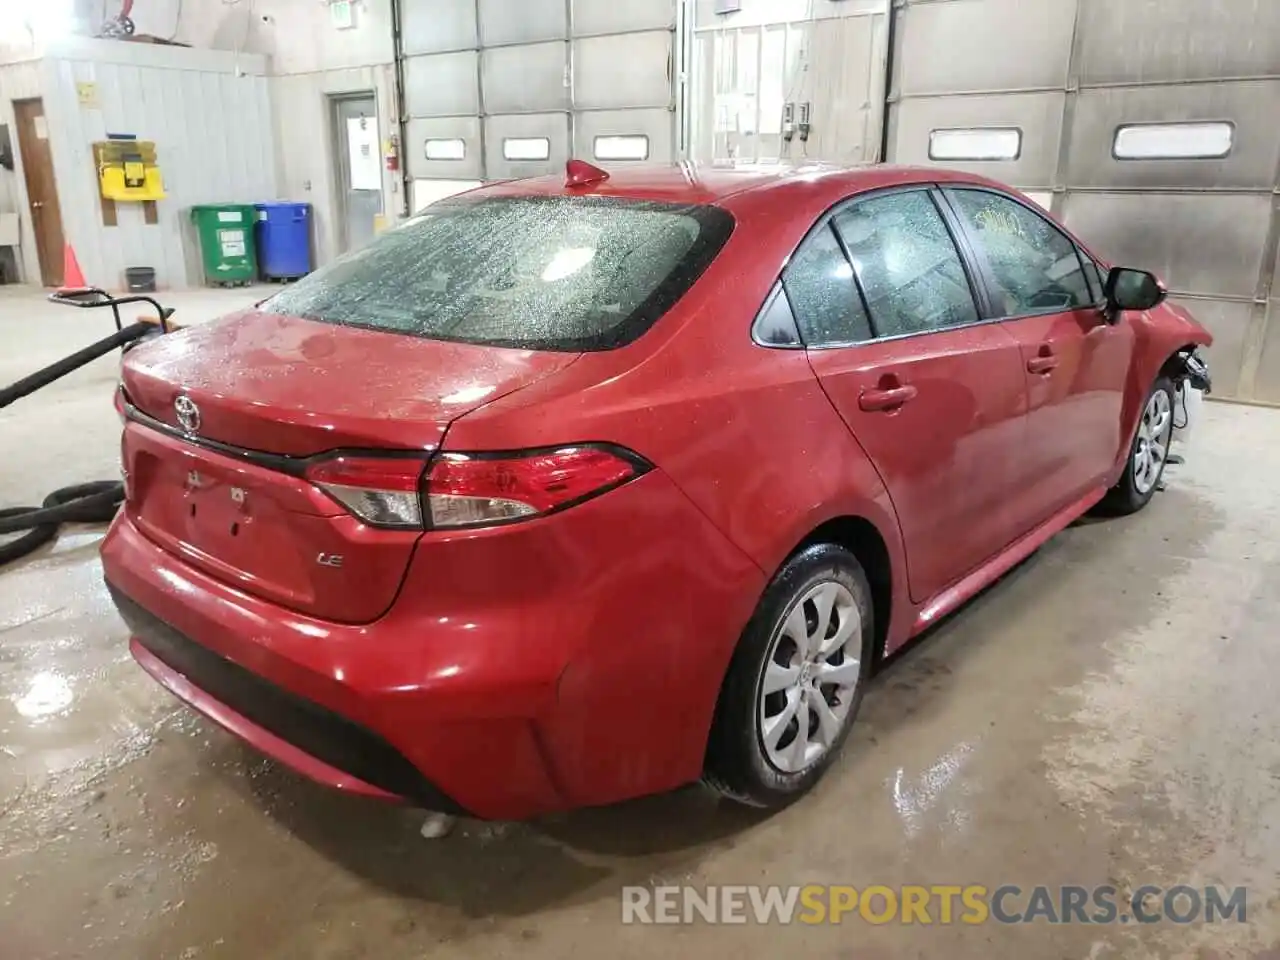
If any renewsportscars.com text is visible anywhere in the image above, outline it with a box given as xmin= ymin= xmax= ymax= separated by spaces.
xmin=621 ymin=884 xmax=1247 ymax=926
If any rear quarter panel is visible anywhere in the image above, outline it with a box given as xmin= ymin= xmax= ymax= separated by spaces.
xmin=446 ymin=186 xmax=913 ymax=644
xmin=444 ymin=190 xmax=915 ymax=775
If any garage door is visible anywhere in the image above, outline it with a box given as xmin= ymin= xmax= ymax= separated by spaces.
xmin=399 ymin=0 xmax=677 ymax=205
xmin=686 ymin=0 xmax=890 ymax=166
xmin=885 ymin=0 xmax=1280 ymax=404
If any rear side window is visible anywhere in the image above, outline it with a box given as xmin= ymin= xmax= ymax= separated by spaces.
xmin=262 ymin=196 xmax=734 ymax=351
xmin=945 ymin=189 xmax=1092 ymax=316
xmin=781 ymin=224 xmax=872 ymax=346
xmin=833 ymin=190 xmax=979 ymax=338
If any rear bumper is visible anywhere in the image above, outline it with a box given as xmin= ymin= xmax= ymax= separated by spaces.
xmin=102 ymin=469 xmax=764 ymax=819
xmin=116 ymin=588 xmax=462 ymax=811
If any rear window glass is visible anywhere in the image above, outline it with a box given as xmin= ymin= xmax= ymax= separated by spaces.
xmin=262 ymin=196 xmax=734 ymax=351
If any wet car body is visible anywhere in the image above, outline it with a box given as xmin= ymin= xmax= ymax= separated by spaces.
xmin=102 ymin=162 xmax=1211 ymax=819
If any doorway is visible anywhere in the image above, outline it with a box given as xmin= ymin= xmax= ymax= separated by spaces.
xmin=329 ymin=93 xmax=383 ymax=254
xmin=13 ymin=98 xmax=66 ymax=286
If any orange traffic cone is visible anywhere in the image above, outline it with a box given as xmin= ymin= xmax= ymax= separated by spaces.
xmin=58 ymin=243 xmax=88 ymax=292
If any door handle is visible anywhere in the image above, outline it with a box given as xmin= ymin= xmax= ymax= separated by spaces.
xmin=859 ymin=384 xmax=918 ymax=412
xmin=1027 ymin=352 xmax=1058 ymax=375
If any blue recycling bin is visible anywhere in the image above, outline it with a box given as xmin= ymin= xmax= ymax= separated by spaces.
xmin=254 ymin=202 xmax=311 ymax=280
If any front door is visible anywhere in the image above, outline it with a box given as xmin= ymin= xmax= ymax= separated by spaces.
xmin=331 ymin=94 xmax=383 ymax=254
xmin=787 ymin=188 xmax=1029 ymax=604
xmin=13 ymin=99 xmax=66 ymax=286
xmin=940 ymin=187 xmax=1134 ymax=519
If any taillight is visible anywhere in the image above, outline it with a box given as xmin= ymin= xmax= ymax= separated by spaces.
xmin=304 ymin=445 xmax=648 ymax=531
xmin=424 ymin=445 xmax=647 ymax=529
xmin=306 ymin=456 xmax=428 ymax=528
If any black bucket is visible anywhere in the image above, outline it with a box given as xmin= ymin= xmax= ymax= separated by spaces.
xmin=125 ymin=266 xmax=156 ymax=292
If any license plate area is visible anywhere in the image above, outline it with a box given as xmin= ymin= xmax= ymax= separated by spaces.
xmin=128 ymin=440 xmax=324 ymax=606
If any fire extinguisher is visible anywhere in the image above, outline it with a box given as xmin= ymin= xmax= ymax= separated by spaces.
xmin=384 ymin=134 xmax=400 ymax=172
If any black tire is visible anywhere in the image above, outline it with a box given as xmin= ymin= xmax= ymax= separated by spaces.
xmin=1099 ymin=375 xmax=1176 ymax=516
xmin=704 ymin=543 xmax=875 ymax=809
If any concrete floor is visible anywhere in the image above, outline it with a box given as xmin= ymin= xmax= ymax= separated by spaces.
xmin=2 ymin=284 xmax=1280 ymax=959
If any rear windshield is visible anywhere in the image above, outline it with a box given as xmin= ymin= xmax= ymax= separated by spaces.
xmin=262 ymin=195 xmax=734 ymax=351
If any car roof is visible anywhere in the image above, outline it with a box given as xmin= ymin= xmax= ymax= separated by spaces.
xmin=468 ymin=161 xmax=1011 ymax=207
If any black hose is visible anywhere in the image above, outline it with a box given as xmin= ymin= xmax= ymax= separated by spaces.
xmin=0 ymin=321 xmax=151 ymax=409
xmin=1 ymin=319 xmax=159 ymax=568
xmin=0 ymin=482 xmax=124 ymax=566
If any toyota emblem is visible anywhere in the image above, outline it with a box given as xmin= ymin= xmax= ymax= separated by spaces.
xmin=174 ymin=394 xmax=201 ymax=434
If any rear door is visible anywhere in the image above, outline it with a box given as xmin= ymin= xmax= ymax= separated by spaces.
xmin=794 ymin=187 xmax=1029 ymax=604
xmin=940 ymin=187 xmax=1134 ymax=519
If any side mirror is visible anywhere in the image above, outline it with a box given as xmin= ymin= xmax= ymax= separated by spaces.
xmin=1104 ymin=266 xmax=1166 ymax=318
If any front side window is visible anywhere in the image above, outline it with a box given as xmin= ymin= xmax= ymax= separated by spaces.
xmin=262 ymin=196 xmax=733 ymax=351
xmin=945 ymin=189 xmax=1092 ymax=317
xmin=833 ymin=190 xmax=979 ymax=338
xmin=781 ymin=224 xmax=872 ymax=346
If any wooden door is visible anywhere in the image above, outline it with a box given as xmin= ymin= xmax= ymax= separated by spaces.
xmin=14 ymin=99 xmax=66 ymax=287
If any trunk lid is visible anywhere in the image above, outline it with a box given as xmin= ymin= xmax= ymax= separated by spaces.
xmin=120 ymin=310 xmax=579 ymax=622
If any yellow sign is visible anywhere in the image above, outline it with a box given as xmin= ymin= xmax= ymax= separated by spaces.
xmin=77 ymin=82 xmax=99 ymax=108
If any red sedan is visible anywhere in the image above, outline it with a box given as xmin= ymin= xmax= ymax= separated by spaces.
xmin=103 ymin=161 xmax=1211 ymax=819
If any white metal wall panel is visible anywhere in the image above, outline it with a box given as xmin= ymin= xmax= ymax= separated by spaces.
xmin=574 ymin=109 xmax=673 ymax=163
xmin=1075 ymin=0 xmax=1280 ymax=86
xmin=399 ymin=0 xmax=477 ymax=55
xmin=694 ymin=0 xmax=887 ymax=29
xmin=1257 ymin=298 xmax=1280 ymax=403
xmin=480 ymin=0 xmax=567 ymax=46
xmin=1062 ymin=193 xmax=1272 ymax=300
xmin=573 ymin=32 xmax=672 ymax=110
xmin=407 ymin=116 xmax=484 ymax=180
xmin=484 ymin=113 xmax=571 ymax=179
xmin=574 ymin=0 xmax=675 ymax=36
xmin=44 ymin=50 xmax=275 ymax=290
xmin=1065 ymin=81 xmax=1280 ymax=191
xmin=404 ymin=51 xmax=480 ymax=117
xmin=0 ymin=59 xmax=47 ymax=283
xmin=895 ymin=0 xmax=1075 ymax=96
xmin=801 ymin=14 xmax=887 ymax=165
xmin=891 ymin=93 xmax=1065 ymax=188
xmin=481 ymin=42 xmax=570 ymax=114
xmin=270 ymin=66 xmax=398 ymax=268
xmin=1166 ymin=298 xmax=1252 ymax=402
xmin=689 ymin=4 xmax=889 ymax=166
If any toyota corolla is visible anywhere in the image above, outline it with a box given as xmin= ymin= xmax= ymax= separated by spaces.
xmin=102 ymin=161 xmax=1211 ymax=819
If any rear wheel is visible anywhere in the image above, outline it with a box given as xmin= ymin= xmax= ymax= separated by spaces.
xmin=704 ymin=543 xmax=874 ymax=808
xmin=1100 ymin=375 xmax=1176 ymax=515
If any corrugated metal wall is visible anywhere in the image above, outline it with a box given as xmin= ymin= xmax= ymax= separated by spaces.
xmin=0 ymin=59 xmax=47 ymax=283
xmin=886 ymin=0 xmax=1280 ymax=404
xmin=40 ymin=39 xmax=276 ymax=289
xmin=400 ymin=0 xmax=678 ymax=199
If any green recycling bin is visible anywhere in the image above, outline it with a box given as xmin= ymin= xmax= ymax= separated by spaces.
xmin=191 ymin=204 xmax=257 ymax=286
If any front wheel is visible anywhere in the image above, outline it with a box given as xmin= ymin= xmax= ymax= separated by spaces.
xmin=703 ymin=543 xmax=874 ymax=809
xmin=1100 ymin=375 xmax=1176 ymax=515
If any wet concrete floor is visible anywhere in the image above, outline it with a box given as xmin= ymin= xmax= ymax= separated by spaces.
xmin=3 ymin=286 xmax=1280 ymax=958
